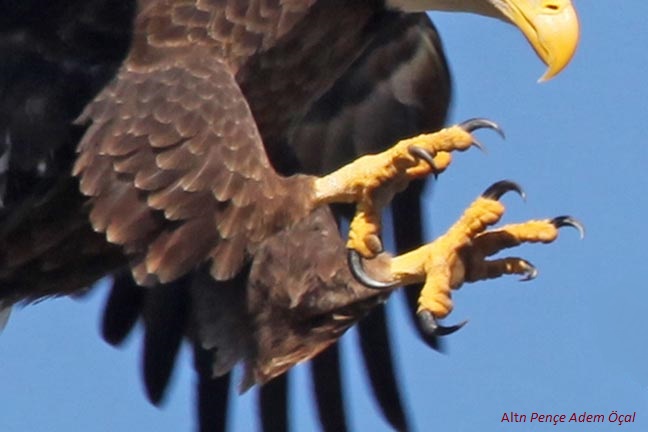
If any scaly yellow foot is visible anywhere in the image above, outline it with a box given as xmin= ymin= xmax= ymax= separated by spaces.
xmin=313 ymin=119 xmax=503 ymax=257
xmin=348 ymin=180 xmax=584 ymax=336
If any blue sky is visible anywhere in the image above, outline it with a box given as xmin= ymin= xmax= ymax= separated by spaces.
xmin=1 ymin=2 xmax=647 ymax=431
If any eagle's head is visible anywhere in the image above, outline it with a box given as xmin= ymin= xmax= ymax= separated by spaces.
xmin=387 ymin=0 xmax=580 ymax=81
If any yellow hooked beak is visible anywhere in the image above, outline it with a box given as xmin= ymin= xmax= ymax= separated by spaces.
xmin=502 ymin=0 xmax=580 ymax=81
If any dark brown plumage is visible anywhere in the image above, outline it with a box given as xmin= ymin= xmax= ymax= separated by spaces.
xmin=1 ymin=1 xmax=451 ymax=430
xmin=70 ymin=0 xmax=449 ymax=385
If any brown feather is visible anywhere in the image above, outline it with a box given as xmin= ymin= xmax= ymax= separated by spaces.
xmin=76 ymin=47 xmax=315 ymax=283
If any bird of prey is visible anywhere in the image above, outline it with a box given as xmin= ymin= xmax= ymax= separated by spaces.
xmin=0 ymin=0 xmax=581 ymax=430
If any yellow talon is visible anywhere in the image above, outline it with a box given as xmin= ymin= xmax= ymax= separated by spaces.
xmin=348 ymin=180 xmax=583 ymax=337
xmin=314 ymin=120 xmax=501 ymax=259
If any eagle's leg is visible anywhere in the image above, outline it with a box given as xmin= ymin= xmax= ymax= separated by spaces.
xmin=313 ymin=119 xmax=502 ymax=257
xmin=350 ymin=181 xmax=584 ymax=336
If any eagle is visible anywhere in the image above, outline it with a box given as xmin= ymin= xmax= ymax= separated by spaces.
xmin=0 ymin=1 xmax=581 ymax=430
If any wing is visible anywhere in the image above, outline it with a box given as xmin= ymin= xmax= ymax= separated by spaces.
xmin=72 ymin=2 xmax=318 ymax=426
xmin=74 ymin=51 xmax=309 ymax=286
xmin=79 ymin=0 xmax=402 ymax=401
xmin=2 ymin=2 xmax=453 ymax=432
xmin=0 ymin=2 xmax=243 ymax=430
xmin=100 ymin=8 xmax=454 ymax=432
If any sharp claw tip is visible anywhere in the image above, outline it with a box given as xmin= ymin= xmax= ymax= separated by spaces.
xmin=520 ymin=267 xmax=539 ymax=282
xmin=458 ymin=118 xmax=504 ymax=140
xmin=408 ymin=146 xmax=437 ymax=171
xmin=482 ymin=180 xmax=525 ymax=201
xmin=417 ymin=310 xmax=468 ymax=337
xmin=551 ymin=216 xmax=585 ymax=239
xmin=471 ymin=138 xmax=487 ymax=153
xmin=347 ymin=249 xmax=397 ymax=290
xmin=490 ymin=123 xmax=506 ymax=140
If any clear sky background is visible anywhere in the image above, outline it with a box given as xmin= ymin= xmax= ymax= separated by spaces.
xmin=1 ymin=2 xmax=647 ymax=431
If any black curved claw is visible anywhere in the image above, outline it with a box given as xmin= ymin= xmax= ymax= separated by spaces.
xmin=551 ymin=215 xmax=585 ymax=239
xmin=347 ymin=249 xmax=399 ymax=290
xmin=519 ymin=259 xmax=539 ymax=281
xmin=470 ymin=138 xmax=487 ymax=153
xmin=408 ymin=146 xmax=437 ymax=171
xmin=458 ymin=118 xmax=506 ymax=139
xmin=417 ymin=310 xmax=468 ymax=337
xmin=482 ymin=180 xmax=526 ymax=201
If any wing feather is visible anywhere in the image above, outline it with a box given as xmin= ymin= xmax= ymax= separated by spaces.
xmin=259 ymin=375 xmax=288 ymax=432
xmin=311 ymin=343 xmax=349 ymax=432
xmin=2 ymin=3 xmax=457 ymax=431
xmin=75 ymin=49 xmax=312 ymax=285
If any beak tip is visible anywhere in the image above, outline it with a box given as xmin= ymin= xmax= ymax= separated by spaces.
xmin=537 ymin=69 xmax=555 ymax=83
xmin=537 ymin=53 xmax=575 ymax=82
xmin=515 ymin=1 xmax=580 ymax=83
